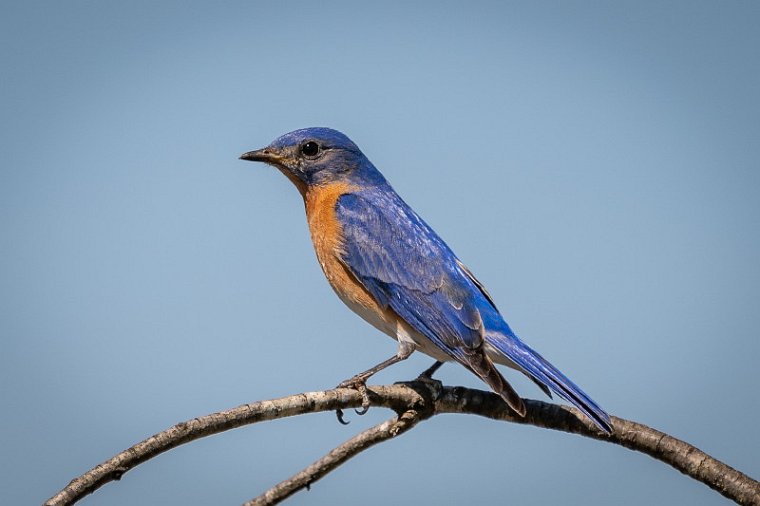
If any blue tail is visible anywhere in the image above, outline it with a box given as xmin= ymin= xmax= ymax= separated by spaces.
xmin=487 ymin=331 xmax=612 ymax=433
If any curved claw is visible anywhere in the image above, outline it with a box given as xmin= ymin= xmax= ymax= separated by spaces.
xmin=355 ymin=383 xmax=371 ymax=415
xmin=336 ymin=376 xmax=372 ymax=420
xmin=335 ymin=408 xmax=350 ymax=425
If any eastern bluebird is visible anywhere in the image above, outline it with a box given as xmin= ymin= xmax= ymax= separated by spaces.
xmin=240 ymin=128 xmax=612 ymax=433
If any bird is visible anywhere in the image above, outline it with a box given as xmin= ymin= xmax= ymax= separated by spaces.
xmin=240 ymin=127 xmax=612 ymax=434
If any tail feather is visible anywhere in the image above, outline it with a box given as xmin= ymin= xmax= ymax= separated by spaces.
xmin=530 ymin=376 xmax=553 ymax=399
xmin=487 ymin=332 xmax=612 ymax=434
xmin=462 ymin=347 xmax=527 ymax=417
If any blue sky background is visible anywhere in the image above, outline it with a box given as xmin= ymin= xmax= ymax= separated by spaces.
xmin=2 ymin=2 xmax=758 ymax=505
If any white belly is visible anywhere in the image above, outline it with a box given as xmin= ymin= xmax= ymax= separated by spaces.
xmin=334 ymin=287 xmax=452 ymax=363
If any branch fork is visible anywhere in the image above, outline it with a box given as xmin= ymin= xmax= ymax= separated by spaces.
xmin=44 ymin=381 xmax=760 ymax=506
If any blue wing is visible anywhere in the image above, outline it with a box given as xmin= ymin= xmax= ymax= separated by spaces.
xmin=336 ymin=189 xmax=486 ymax=354
xmin=336 ymin=187 xmax=612 ymax=433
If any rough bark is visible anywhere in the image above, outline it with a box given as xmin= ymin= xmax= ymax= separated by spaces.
xmin=43 ymin=382 xmax=760 ymax=506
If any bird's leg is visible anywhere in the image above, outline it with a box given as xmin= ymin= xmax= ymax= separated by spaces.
xmin=393 ymin=360 xmax=445 ymax=401
xmin=335 ymin=342 xmax=415 ymax=424
xmin=417 ymin=360 xmax=444 ymax=380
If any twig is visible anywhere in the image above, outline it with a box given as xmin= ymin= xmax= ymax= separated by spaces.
xmin=43 ymin=383 xmax=760 ymax=506
xmin=433 ymin=387 xmax=760 ymax=505
xmin=43 ymin=387 xmax=422 ymax=506
xmin=246 ymin=409 xmax=424 ymax=505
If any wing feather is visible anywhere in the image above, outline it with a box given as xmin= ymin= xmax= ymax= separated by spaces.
xmin=334 ymin=189 xmax=528 ymax=417
xmin=336 ymin=191 xmax=483 ymax=350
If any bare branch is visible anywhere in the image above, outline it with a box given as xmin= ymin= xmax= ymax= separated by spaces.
xmin=43 ymin=387 xmax=422 ymax=506
xmin=246 ymin=409 xmax=424 ymax=506
xmin=432 ymin=386 xmax=760 ymax=506
xmin=44 ymin=382 xmax=760 ymax=506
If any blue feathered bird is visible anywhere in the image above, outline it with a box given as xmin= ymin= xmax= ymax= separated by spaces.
xmin=241 ymin=127 xmax=612 ymax=433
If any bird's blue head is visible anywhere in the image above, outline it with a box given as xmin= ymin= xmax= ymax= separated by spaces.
xmin=240 ymin=127 xmax=386 ymax=193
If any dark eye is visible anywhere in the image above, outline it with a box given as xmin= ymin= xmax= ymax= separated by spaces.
xmin=301 ymin=141 xmax=320 ymax=157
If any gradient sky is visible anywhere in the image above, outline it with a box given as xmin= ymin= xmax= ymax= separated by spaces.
xmin=2 ymin=2 xmax=758 ymax=505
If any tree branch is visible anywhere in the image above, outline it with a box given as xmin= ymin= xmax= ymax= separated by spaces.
xmin=44 ymin=382 xmax=760 ymax=506
xmin=246 ymin=409 xmax=424 ymax=506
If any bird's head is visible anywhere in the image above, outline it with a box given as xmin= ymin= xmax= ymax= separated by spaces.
xmin=240 ymin=127 xmax=385 ymax=194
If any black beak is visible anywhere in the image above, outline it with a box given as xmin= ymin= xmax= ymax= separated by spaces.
xmin=239 ymin=147 xmax=281 ymax=163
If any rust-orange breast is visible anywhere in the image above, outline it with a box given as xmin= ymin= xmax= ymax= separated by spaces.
xmin=301 ymin=182 xmax=453 ymax=361
xmin=304 ymin=182 xmax=392 ymax=330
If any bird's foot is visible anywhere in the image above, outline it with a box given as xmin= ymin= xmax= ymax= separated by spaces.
xmin=393 ymin=361 xmax=444 ymax=399
xmin=396 ymin=368 xmax=443 ymax=399
xmin=394 ymin=375 xmax=443 ymax=401
xmin=335 ymin=375 xmax=372 ymax=424
xmin=413 ymin=374 xmax=443 ymax=390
